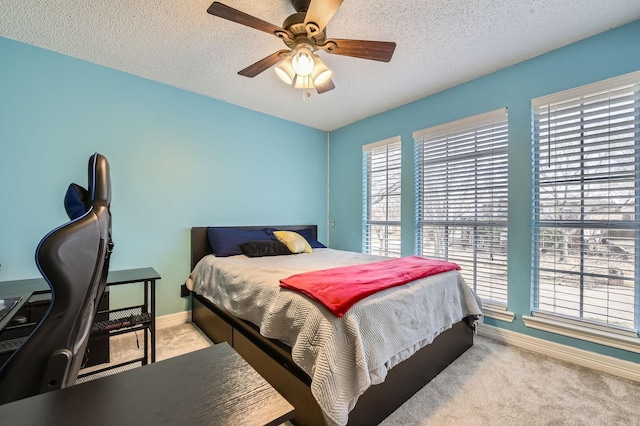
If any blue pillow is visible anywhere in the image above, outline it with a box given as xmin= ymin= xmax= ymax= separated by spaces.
xmin=64 ymin=183 xmax=89 ymax=220
xmin=294 ymin=228 xmax=326 ymax=248
xmin=207 ymin=227 xmax=275 ymax=257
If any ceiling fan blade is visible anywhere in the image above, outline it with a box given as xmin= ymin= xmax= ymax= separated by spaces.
xmin=207 ymin=2 xmax=288 ymax=37
xmin=238 ymin=50 xmax=290 ymax=78
xmin=304 ymin=0 xmax=344 ymax=36
xmin=315 ymin=78 xmax=335 ymax=94
xmin=321 ymin=39 xmax=396 ymax=62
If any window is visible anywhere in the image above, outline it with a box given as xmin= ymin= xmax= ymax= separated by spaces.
xmin=531 ymin=71 xmax=640 ymax=336
xmin=362 ymin=136 xmax=401 ymax=257
xmin=414 ymin=108 xmax=509 ymax=306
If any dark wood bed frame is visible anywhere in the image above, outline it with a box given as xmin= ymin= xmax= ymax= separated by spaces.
xmin=190 ymin=226 xmax=474 ymax=426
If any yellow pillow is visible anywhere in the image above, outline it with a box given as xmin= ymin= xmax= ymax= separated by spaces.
xmin=274 ymin=230 xmax=312 ymax=254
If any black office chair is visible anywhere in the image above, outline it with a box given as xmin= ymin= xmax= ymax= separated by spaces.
xmin=0 ymin=153 xmax=113 ymax=405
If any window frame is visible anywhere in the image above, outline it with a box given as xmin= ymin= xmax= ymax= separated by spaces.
xmin=530 ymin=70 xmax=640 ymax=345
xmin=414 ymin=108 xmax=509 ymax=308
xmin=362 ymin=136 xmax=402 ymax=257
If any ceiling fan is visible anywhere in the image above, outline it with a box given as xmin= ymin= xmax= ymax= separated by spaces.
xmin=207 ymin=0 xmax=396 ymax=96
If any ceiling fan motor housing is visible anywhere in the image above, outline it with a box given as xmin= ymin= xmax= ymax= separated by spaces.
xmin=291 ymin=0 xmax=311 ymax=13
xmin=282 ymin=12 xmax=326 ymax=49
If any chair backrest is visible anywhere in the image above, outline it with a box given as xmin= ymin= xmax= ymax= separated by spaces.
xmin=0 ymin=153 xmax=113 ymax=405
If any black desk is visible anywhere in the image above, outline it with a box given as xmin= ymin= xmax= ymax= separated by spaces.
xmin=0 ymin=268 xmax=160 ymax=295
xmin=101 ymin=267 xmax=160 ymax=364
xmin=0 ymin=277 xmax=48 ymax=296
xmin=0 ymin=276 xmax=47 ymax=332
xmin=0 ymin=343 xmax=295 ymax=425
xmin=0 ymin=268 xmax=160 ymax=360
xmin=0 ymin=293 xmax=31 ymax=333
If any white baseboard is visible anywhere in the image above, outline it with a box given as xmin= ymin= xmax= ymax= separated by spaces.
xmin=478 ymin=323 xmax=640 ymax=383
xmin=156 ymin=310 xmax=192 ymax=329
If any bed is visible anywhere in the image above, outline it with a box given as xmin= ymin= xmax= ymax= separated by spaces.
xmin=188 ymin=225 xmax=482 ymax=426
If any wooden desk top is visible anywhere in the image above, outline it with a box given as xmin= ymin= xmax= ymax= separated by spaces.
xmin=0 ymin=343 xmax=294 ymax=426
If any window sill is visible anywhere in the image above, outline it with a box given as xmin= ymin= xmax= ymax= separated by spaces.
xmin=483 ymin=305 xmax=515 ymax=323
xmin=522 ymin=314 xmax=640 ymax=354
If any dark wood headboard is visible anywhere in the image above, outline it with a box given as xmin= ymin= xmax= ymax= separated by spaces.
xmin=190 ymin=225 xmax=318 ymax=270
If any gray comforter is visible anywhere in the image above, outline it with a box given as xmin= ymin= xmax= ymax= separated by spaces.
xmin=188 ymin=248 xmax=483 ymax=426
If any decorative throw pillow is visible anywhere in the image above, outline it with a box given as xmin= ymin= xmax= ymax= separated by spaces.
xmin=294 ymin=228 xmax=326 ymax=248
xmin=274 ymin=230 xmax=312 ymax=254
xmin=207 ymin=227 xmax=275 ymax=257
xmin=240 ymin=240 xmax=292 ymax=257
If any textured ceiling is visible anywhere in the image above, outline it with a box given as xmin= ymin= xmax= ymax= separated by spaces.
xmin=1 ymin=1 xmax=639 ymax=131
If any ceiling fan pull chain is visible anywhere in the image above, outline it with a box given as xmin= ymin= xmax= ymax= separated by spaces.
xmin=303 ymin=76 xmax=309 ymax=101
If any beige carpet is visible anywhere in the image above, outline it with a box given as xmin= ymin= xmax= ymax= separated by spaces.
xmin=78 ymin=322 xmax=213 ymax=378
xmin=96 ymin=324 xmax=640 ymax=425
xmin=380 ymin=335 xmax=640 ymax=426
xmin=107 ymin=322 xmax=213 ymax=363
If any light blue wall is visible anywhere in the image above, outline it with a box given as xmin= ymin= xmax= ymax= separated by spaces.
xmin=3 ymin=19 xmax=639 ymax=363
xmin=0 ymin=37 xmax=328 ymax=315
xmin=328 ymin=19 xmax=640 ymax=363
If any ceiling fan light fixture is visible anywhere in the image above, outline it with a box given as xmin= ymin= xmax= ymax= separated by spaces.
xmin=291 ymin=45 xmax=315 ymax=76
xmin=207 ymin=1 xmax=397 ymax=97
xmin=275 ymin=56 xmax=295 ymax=84
xmin=311 ymin=54 xmax=332 ymax=86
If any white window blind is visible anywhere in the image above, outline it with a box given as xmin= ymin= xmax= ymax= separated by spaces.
xmin=532 ymin=71 xmax=640 ymax=335
xmin=362 ymin=136 xmax=401 ymax=257
xmin=414 ymin=108 xmax=509 ymax=306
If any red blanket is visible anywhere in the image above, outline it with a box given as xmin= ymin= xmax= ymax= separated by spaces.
xmin=279 ymin=256 xmax=460 ymax=317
